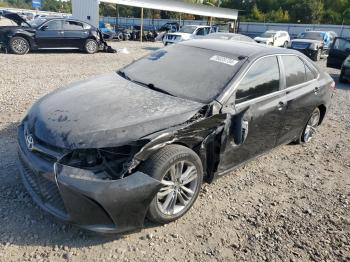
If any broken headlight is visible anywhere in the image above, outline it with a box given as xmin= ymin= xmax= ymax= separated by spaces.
xmin=59 ymin=143 xmax=146 ymax=180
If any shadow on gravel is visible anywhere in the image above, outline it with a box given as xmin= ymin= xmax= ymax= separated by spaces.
xmin=330 ymin=73 xmax=350 ymax=90
xmin=142 ymin=46 xmax=161 ymax=51
xmin=0 ymin=123 xmax=131 ymax=248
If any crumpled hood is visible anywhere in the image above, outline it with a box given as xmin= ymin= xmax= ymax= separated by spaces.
xmin=254 ymin=36 xmax=272 ymax=42
xmin=2 ymin=11 xmax=31 ymax=27
xmin=24 ymin=73 xmax=204 ymax=149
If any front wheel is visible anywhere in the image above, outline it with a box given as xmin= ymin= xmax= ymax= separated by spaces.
xmin=84 ymin=39 xmax=98 ymax=54
xmin=297 ymin=108 xmax=321 ymax=144
xmin=9 ymin=36 xmax=30 ymax=55
xmin=283 ymin=41 xmax=288 ymax=48
xmin=139 ymin=145 xmax=203 ymax=224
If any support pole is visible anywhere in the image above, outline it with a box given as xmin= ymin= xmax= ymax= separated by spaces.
xmin=140 ymin=7 xmax=144 ymax=43
xmin=209 ymin=16 xmax=213 ymax=26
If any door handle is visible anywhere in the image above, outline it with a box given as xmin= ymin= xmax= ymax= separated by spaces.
xmin=59 ymin=31 xmax=64 ymax=35
xmin=277 ymin=101 xmax=285 ymax=111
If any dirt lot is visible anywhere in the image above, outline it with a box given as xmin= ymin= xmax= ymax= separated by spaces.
xmin=0 ymin=41 xmax=349 ymax=262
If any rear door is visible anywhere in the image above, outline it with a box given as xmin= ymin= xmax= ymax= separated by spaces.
xmin=35 ymin=19 xmax=64 ymax=48
xmin=217 ymin=55 xmax=287 ymax=173
xmin=62 ymin=20 xmax=89 ymax=48
xmin=327 ymin=37 xmax=350 ymax=69
xmin=276 ymin=55 xmax=320 ymax=145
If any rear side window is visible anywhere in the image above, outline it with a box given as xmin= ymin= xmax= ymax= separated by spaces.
xmin=236 ymin=56 xmax=280 ymax=103
xmin=305 ymin=65 xmax=316 ymax=81
xmin=282 ymin=56 xmax=307 ymax=87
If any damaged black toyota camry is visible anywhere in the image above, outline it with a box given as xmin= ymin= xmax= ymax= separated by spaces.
xmin=18 ymin=39 xmax=334 ymax=233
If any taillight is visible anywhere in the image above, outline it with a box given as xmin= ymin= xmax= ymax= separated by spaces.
xmin=330 ymin=81 xmax=336 ymax=91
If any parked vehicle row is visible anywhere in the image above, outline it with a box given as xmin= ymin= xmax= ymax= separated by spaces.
xmin=0 ymin=11 xmax=115 ymax=54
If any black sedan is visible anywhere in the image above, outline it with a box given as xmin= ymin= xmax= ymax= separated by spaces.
xmin=327 ymin=37 xmax=350 ymax=83
xmin=18 ymin=40 xmax=334 ymax=233
xmin=0 ymin=11 xmax=111 ymax=54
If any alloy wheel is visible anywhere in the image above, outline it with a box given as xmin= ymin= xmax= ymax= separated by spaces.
xmin=86 ymin=40 xmax=98 ymax=53
xmin=303 ymin=110 xmax=320 ymax=142
xmin=156 ymin=160 xmax=198 ymax=216
xmin=12 ymin=38 xmax=28 ymax=54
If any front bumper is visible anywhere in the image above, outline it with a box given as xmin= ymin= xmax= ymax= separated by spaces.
xmin=17 ymin=125 xmax=162 ymax=234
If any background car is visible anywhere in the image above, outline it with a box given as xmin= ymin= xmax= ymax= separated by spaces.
xmin=163 ymin=25 xmax=213 ymax=45
xmin=289 ymin=31 xmax=336 ymax=61
xmin=327 ymin=37 xmax=350 ymax=70
xmin=18 ymin=40 xmax=334 ymax=234
xmin=338 ymin=55 xmax=350 ymax=83
xmin=0 ymin=11 xmax=110 ymax=54
xmin=204 ymin=32 xmax=255 ymax=43
xmin=254 ymin=30 xmax=290 ymax=47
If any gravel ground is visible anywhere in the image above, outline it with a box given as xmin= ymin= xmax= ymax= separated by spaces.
xmin=0 ymin=41 xmax=349 ymax=262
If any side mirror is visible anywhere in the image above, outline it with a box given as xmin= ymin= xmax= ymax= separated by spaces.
xmin=41 ymin=25 xmax=48 ymax=31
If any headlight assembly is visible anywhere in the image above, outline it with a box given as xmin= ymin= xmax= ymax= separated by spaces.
xmin=59 ymin=143 xmax=147 ymax=180
xmin=309 ymin=43 xmax=318 ymax=50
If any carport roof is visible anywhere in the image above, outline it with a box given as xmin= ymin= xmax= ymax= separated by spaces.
xmin=102 ymin=0 xmax=238 ymax=20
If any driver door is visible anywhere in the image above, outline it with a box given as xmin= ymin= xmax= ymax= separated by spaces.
xmin=35 ymin=19 xmax=65 ymax=48
xmin=217 ymin=55 xmax=287 ymax=173
xmin=327 ymin=37 xmax=350 ymax=69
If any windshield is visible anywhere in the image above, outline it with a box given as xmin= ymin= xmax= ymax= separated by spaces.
xmin=298 ymin=32 xmax=323 ymax=40
xmin=119 ymin=45 xmax=245 ymax=103
xmin=179 ymin=26 xmax=197 ymax=34
xmin=260 ymin=32 xmax=275 ymax=38
xmin=28 ymin=18 xmax=48 ymax=27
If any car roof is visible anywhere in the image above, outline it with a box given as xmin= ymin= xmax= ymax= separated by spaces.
xmin=180 ymin=39 xmax=300 ymax=58
xmin=183 ymin=25 xmax=210 ymax=28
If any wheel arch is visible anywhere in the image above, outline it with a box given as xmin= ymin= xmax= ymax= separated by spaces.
xmin=318 ymin=104 xmax=327 ymax=125
xmin=11 ymin=33 xmax=33 ymax=48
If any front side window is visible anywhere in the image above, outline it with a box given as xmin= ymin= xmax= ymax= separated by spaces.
xmin=43 ymin=20 xmax=63 ymax=30
xmin=64 ymin=20 xmax=84 ymax=30
xmin=235 ymin=56 xmax=280 ymax=104
xmin=282 ymin=56 xmax=308 ymax=87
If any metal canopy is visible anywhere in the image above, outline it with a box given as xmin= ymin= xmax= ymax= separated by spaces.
xmin=102 ymin=0 xmax=238 ymax=20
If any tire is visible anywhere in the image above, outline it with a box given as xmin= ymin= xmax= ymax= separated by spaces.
xmin=139 ymin=144 xmax=203 ymax=224
xmin=116 ymin=33 xmax=123 ymax=41
xmin=84 ymin=39 xmax=98 ymax=54
xmin=283 ymin=41 xmax=288 ymax=48
xmin=312 ymin=49 xmax=321 ymax=61
xmin=296 ymin=108 xmax=321 ymax=144
xmin=9 ymin=36 xmax=30 ymax=55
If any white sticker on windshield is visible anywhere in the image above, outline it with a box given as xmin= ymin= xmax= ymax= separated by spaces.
xmin=210 ymin=55 xmax=238 ymax=66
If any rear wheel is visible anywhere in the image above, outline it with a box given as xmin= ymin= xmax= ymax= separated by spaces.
xmin=139 ymin=145 xmax=203 ymax=224
xmin=9 ymin=36 xmax=30 ymax=55
xmin=85 ymin=39 xmax=98 ymax=54
xmin=283 ymin=41 xmax=288 ymax=48
xmin=297 ymin=108 xmax=321 ymax=144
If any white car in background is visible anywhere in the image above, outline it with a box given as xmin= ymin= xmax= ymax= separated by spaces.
xmin=254 ymin=30 xmax=290 ymax=48
xmin=163 ymin=25 xmax=213 ymax=45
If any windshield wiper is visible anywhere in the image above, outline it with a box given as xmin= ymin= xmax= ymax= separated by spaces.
xmin=117 ymin=70 xmax=131 ymax=80
xmin=118 ymin=71 xmax=174 ymax=97
xmin=134 ymin=81 xmax=175 ymax=97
